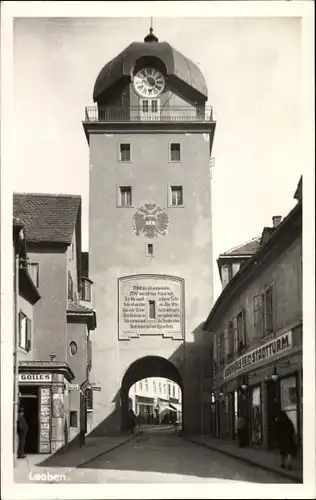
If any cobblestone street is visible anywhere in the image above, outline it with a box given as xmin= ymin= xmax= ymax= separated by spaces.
xmin=32 ymin=429 xmax=294 ymax=484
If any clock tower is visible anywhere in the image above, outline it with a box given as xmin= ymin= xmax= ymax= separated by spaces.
xmin=83 ymin=27 xmax=216 ymax=435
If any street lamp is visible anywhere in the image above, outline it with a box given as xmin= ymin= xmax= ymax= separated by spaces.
xmin=271 ymin=365 xmax=278 ymax=382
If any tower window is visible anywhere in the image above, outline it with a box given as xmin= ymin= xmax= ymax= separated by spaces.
xmin=170 ymin=186 xmax=183 ymax=206
xmin=148 ymin=300 xmax=156 ymax=319
xmin=140 ymin=99 xmax=160 ymax=117
xmin=119 ymin=143 xmax=131 ymax=162
xmin=119 ymin=186 xmax=132 ymax=207
xmin=146 ymin=243 xmax=154 ymax=256
xmin=170 ymin=143 xmax=181 ymax=162
xmin=151 ymin=100 xmax=159 ymax=113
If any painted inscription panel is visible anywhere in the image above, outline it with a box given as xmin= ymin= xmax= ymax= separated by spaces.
xmin=118 ymin=275 xmax=184 ymax=340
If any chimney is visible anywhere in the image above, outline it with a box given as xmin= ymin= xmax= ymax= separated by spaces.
xmin=272 ymin=216 xmax=282 ymax=228
xmin=49 ymin=354 xmax=56 ymax=362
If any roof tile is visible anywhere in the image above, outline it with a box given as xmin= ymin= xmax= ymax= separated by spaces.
xmin=13 ymin=193 xmax=81 ymax=244
xmin=67 ymin=301 xmax=94 ymax=314
xmin=221 ymin=236 xmax=261 ymax=257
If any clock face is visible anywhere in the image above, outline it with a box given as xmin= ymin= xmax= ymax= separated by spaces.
xmin=133 ymin=68 xmax=165 ymax=98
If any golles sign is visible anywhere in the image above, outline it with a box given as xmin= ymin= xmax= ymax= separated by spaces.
xmin=19 ymin=373 xmax=52 ymax=382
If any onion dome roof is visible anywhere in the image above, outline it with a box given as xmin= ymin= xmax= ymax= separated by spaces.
xmin=93 ymin=29 xmax=207 ymax=102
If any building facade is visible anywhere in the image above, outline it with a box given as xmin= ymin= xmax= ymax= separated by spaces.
xmin=13 ymin=218 xmax=41 ymax=457
xmin=204 ymin=179 xmax=302 ymax=450
xmin=129 ymin=378 xmax=182 ymax=424
xmin=83 ymin=27 xmax=216 ymax=435
xmin=13 ymin=194 xmax=96 ymax=453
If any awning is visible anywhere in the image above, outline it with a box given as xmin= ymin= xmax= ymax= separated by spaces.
xmin=170 ymin=403 xmax=182 ymax=412
xmin=159 ymin=402 xmax=177 ymax=413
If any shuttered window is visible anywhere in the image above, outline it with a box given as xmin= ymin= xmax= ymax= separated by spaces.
xmin=237 ymin=309 xmax=246 ymax=352
xmin=26 ymin=318 xmax=32 ymax=351
xmin=264 ymin=285 xmax=274 ymax=335
xmin=232 ymin=317 xmax=238 ymax=353
xmin=254 ymin=294 xmax=264 ymax=338
xmin=227 ymin=321 xmax=234 ymax=359
xmin=253 ymin=286 xmax=274 ymax=338
xmin=19 ymin=312 xmax=27 ymax=349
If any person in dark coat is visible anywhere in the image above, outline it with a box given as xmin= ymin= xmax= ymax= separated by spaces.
xmin=128 ymin=409 xmax=136 ymax=434
xmin=17 ymin=408 xmax=28 ymax=458
xmin=274 ymin=410 xmax=296 ymax=470
xmin=237 ymin=414 xmax=248 ymax=447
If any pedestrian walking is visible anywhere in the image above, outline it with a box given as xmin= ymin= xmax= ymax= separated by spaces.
xmin=274 ymin=410 xmax=297 ymax=470
xmin=128 ymin=409 xmax=136 ymax=434
xmin=17 ymin=407 xmax=28 ymax=459
xmin=237 ymin=414 xmax=248 ymax=447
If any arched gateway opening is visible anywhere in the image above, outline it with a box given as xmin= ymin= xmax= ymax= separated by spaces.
xmin=120 ymin=356 xmax=183 ymax=431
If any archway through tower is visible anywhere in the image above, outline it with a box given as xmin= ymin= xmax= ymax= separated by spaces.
xmin=120 ymin=356 xmax=183 ymax=432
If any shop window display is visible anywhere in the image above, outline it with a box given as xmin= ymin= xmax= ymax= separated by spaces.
xmin=250 ymin=385 xmax=262 ymax=444
xmin=280 ymin=375 xmax=298 ymax=434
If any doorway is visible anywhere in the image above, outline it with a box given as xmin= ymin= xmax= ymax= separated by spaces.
xmin=266 ymin=380 xmax=280 ymax=449
xmin=20 ymin=386 xmax=39 ymax=453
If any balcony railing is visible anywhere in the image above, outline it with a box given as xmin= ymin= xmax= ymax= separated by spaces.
xmin=84 ymin=106 xmax=213 ymax=123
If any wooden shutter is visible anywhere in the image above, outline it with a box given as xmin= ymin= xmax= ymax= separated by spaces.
xmin=232 ymin=317 xmax=238 ymax=353
xmin=26 ymin=318 xmax=32 ymax=351
xmin=219 ymin=333 xmax=225 ymax=365
xmin=224 ymin=328 xmax=229 ymax=364
xmin=238 ymin=309 xmax=246 ymax=351
xmin=253 ymin=294 xmax=264 ymax=338
xmin=228 ymin=321 xmax=234 ymax=359
xmin=264 ymin=285 xmax=274 ymax=334
xmin=18 ymin=312 xmax=23 ymax=347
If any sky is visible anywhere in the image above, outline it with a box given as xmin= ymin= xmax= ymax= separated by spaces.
xmin=13 ymin=16 xmax=303 ymax=300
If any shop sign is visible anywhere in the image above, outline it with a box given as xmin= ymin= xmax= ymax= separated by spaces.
xmin=223 ymin=331 xmax=292 ymax=380
xmin=19 ymin=373 xmax=52 ymax=383
xmin=67 ymin=384 xmax=79 ymax=391
xmin=90 ymin=383 xmax=101 ymax=391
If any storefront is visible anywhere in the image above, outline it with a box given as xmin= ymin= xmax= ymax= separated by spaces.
xmin=136 ymin=396 xmax=155 ymax=424
xmin=18 ymin=361 xmax=75 ymax=454
xmin=212 ymin=327 xmax=302 ymax=450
